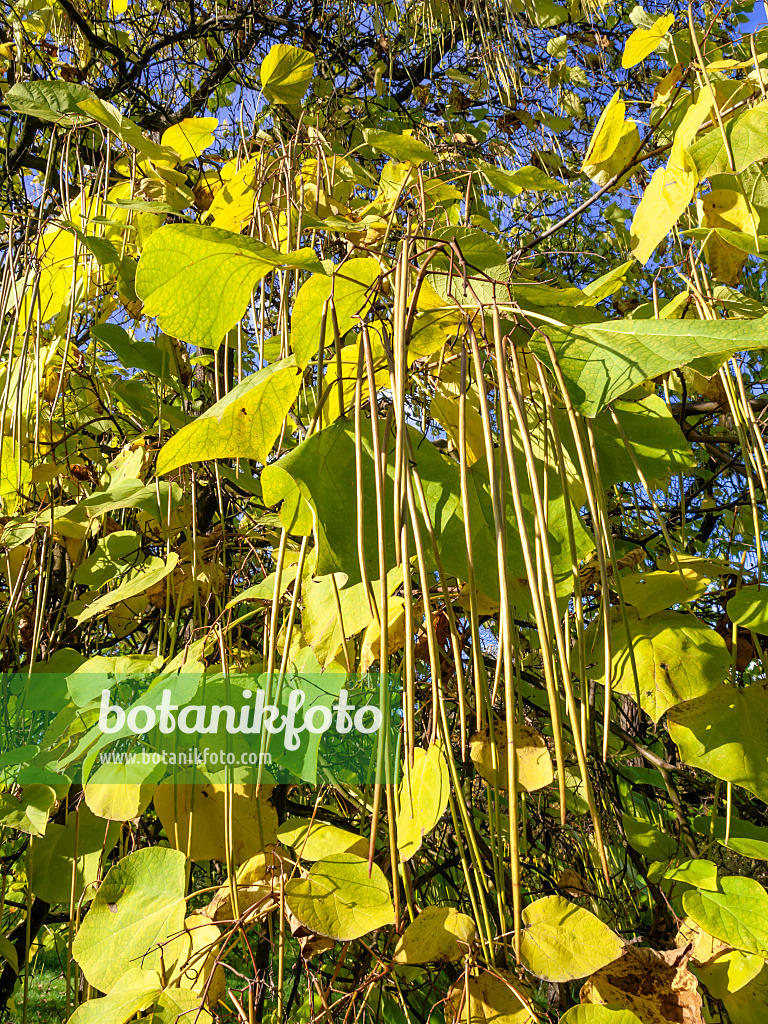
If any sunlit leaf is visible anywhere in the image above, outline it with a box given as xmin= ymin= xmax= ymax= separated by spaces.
xmin=520 ymin=896 xmax=624 ymax=981
xmin=284 ymin=852 xmax=394 ymax=940
xmin=156 ymin=357 xmax=303 ymax=473
xmin=136 ymin=224 xmax=325 ymax=348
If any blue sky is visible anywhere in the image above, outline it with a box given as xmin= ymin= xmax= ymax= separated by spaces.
xmin=742 ymin=3 xmax=768 ymax=32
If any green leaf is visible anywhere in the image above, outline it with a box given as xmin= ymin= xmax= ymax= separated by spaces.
xmin=474 ymin=160 xmax=567 ymax=196
xmin=0 ymin=785 xmax=56 ymax=837
xmin=621 ymin=13 xmax=674 ymax=68
xmin=261 ymin=464 xmax=314 ymax=535
xmin=520 ymin=895 xmax=625 ymax=982
xmin=0 ymin=935 xmax=17 ymax=976
xmin=30 ymin=805 xmax=120 ymax=904
xmin=691 ymin=101 xmax=768 ymax=179
xmin=284 ymin=852 xmax=395 ymax=940
xmin=649 ymin=858 xmax=719 ymax=891
xmin=727 ymin=586 xmax=768 ymax=635
xmin=160 ymin=117 xmax=218 ymax=164
xmin=529 ymin=317 xmax=768 ymax=417
xmin=72 ymin=847 xmax=187 ymax=991
xmin=260 ymin=44 xmax=315 ymax=104
xmin=364 ymin=130 xmax=436 ymax=167
xmin=622 ymin=813 xmax=678 ymax=861
xmin=5 ymin=81 xmax=94 ymax=124
xmin=135 ymin=224 xmax=325 ymax=349
xmin=272 ymin=418 xmax=591 ymax=599
xmin=510 ymin=0 xmax=567 ymax=28
xmin=77 ymin=98 xmax=178 ymax=164
xmin=290 ymin=258 xmax=381 ymax=368
xmin=396 ymin=745 xmax=450 ymax=861
xmin=560 ymin=1007 xmax=644 ymax=1024
xmin=554 ymin=394 xmax=695 ymax=493
xmin=393 ymin=906 xmax=477 ymax=964
xmin=587 ymin=610 xmax=730 ymax=723
xmin=668 ymin=683 xmax=768 ymax=802
xmin=156 ymin=356 xmax=302 ymax=473
xmin=91 ymin=324 xmax=166 ymax=377
xmin=683 ymin=876 xmax=768 ymax=955
xmin=692 ymin=815 xmax=768 ymax=861
xmin=75 ymin=553 xmax=179 ymax=625
xmin=277 ymin=818 xmax=368 ymax=860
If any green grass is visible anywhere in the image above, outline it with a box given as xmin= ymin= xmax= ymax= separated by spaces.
xmin=8 ymin=947 xmax=67 ymax=1024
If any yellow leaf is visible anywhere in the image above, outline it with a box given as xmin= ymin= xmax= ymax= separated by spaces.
xmin=469 ymin=717 xmax=554 ymax=793
xmin=622 ymin=13 xmax=675 ymax=69
xmin=396 ymin=744 xmax=449 ymax=861
xmin=359 ymin=597 xmax=407 ymax=672
xmin=653 ymin=63 xmax=684 ymax=106
xmin=701 ymin=189 xmax=756 ymax=286
xmin=583 ymin=91 xmax=626 ymax=168
xmin=393 ymin=906 xmax=477 ymax=964
xmin=153 ymin=777 xmax=278 ymax=862
xmin=583 ymin=120 xmax=640 ymax=187
xmin=446 ymin=970 xmax=535 ymax=1024
xmin=631 ymin=151 xmax=695 ymax=265
xmin=260 ymin=44 xmax=315 ymax=105
xmin=161 ymin=117 xmax=218 ymax=165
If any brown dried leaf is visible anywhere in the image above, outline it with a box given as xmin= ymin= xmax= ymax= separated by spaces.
xmin=580 ymin=945 xmax=704 ymax=1024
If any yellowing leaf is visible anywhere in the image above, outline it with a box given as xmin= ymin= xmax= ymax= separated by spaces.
xmin=668 ymin=682 xmax=768 ymax=802
xmin=68 ymin=985 xmax=159 ymax=1024
xmin=72 ymin=847 xmax=187 ymax=992
xmin=156 ymin=356 xmax=302 ymax=474
xmin=30 ymin=805 xmax=121 ymax=905
xmin=727 ymin=585 xmax=768 ymax=634
xmin=153 ymin=777 xmax=278 ymax=862
xmin=716 ymin=964 xmax=768 ymax=1023
xmin=136 ymin=224 xmax=325 ymax=349
xmin=521 ymin=896 xmax=625 ymax=982
xmin=75 ymin=553 xmax=180 ymax=625
xmin=701 ymin=189 xmax=757 ymax=285
xmin=622 ymin=13 xmax=674 ymax=69
xmin=695 ymin=948 xmax=763 ymax=999
xmin=359 ymin=597 xmax=407 ymax=672
xmin=393 ymin=906 xmax=477 ymax=964
xmin=84 ymin=758 xmax=161 ymax=820
xmin=365 ymin=130 xmax=436 ymax=167
xmin=260 ymin=44 xmax=315 ymax=105
xmin=396 ymin=744 xmax=449 ymax=861
xmin=683 ymin=877 xmax=768 ymax=956
xmin=446 ymin=970 xmax=535 ymax=1024
xmin=617 ymin=569 xmax=711 ymax=618
xmin=284 ymin=853 xmax=394 ymax=940
xmin=161 ymin=117 xmax=218 ymax=164
xmin=469 ymin=717 xmax=554 ymax=793
xmin=560 ymin=1009 xmax=644 ymax=1024
xmin=290 ymin=258 xmax=381 ymax=369
xmin=583 ymin=91 xmax=626 ymax=168
xmin=277 ymin=817 xmax=368 ymax=860
xmin=588 ymin=610 xmax=730 ymax=723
